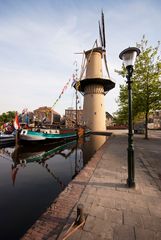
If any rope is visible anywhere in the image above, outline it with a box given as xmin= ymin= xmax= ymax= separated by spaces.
xmin=61 ymin=220 xmax=85 ymax=240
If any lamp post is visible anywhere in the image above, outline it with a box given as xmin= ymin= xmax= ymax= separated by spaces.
xmin=119 ymin=47 xmax=140 ymax=187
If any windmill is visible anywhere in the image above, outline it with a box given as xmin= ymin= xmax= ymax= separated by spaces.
xmin=74 ymin=12 xmax=115 ymax=132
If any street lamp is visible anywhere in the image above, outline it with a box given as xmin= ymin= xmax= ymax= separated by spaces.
xmin=119 ymin=47 xmax=140 ymax=187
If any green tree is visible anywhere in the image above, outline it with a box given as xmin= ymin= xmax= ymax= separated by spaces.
xmin=0 ymin=111 xmax=16 ymax=126
xmin=116 ymin=36 xmax=161 ymax=139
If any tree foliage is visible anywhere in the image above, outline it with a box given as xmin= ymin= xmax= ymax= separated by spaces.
xmin=0 ymin=111 xmax=16 ymax=125
xmin=115 ymin=36 xmax=161 ymax=138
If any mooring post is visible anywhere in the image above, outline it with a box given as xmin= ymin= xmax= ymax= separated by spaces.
xmin=15 ymin=130 xmax=20 ymax=146
xmin=77 ymin=203 xmax=84 ymax=225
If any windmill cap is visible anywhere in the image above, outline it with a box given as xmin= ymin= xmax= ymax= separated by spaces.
xmin=85 ymin=47 xmax=105 ymax=56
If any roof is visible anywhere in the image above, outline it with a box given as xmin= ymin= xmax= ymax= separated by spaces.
xmin=106 ymin=112 xmax=113 ymax=119
xmin=33 ymin=106 xmax=60 ymax=116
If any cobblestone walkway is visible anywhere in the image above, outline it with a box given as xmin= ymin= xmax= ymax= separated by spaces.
xmin=22 ymin=131 xmax=161 ymax=240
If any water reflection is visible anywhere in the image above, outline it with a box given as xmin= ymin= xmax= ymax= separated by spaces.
xmin=82 ymin=134 xmax=106 ymax=164
xmin=0 ymin=134 xmax=106 ymax=240
xmin=11 ymin=140 xmax=83 ymax=187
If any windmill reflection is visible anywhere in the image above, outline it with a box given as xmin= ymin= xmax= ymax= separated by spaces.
xmin=82 ymin=134 xmax=106 ymax=164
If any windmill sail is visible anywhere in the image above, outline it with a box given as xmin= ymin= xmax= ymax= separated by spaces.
xmin=98 ymin=11 xmax=110 ymax=78
xmin=101 ymin=11 xmax=106 ymax=49
xmin=104 ymin=53 xmax=110 ymax=79
xmin=99 ymin=20 xmax=104 ymax=47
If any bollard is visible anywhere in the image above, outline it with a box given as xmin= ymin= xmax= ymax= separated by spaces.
xmin=15 ymin=130 xmax=20 ymax=146
xmin=61 ymin=203 xmax=85 ymax=240
xmin=76 ymin=203 xmax=84 ymax=225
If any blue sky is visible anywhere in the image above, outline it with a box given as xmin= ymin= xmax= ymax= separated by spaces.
xmin=0 ymin=0 xmax=161 ymax=116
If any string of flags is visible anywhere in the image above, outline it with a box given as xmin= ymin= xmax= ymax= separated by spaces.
xmin=51 ymin=74 xmax=81 ymax=109
xmin=76 ymin=94 xmax=82 ymax=110
xmin=71 ymin=73 xmax=80 ymax=90
xmin=51 ymin=78 xmax=72 ymax=109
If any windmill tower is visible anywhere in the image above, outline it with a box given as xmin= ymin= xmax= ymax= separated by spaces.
xmin=75 ymin=12 xmax=115 ymax=132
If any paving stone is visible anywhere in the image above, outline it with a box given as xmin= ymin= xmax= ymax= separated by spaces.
xmin=148 ymin=205 xmax=161 ymax=218
xmin=115 ymin=199 xmax=131 ymax=210
xmin=106 ymin=209 xmax=123 ymax=224
xmin=113 ymin=225 xmax=135 ymax=240
xmin=130 ymin=205 xmax=150 ymax=215
xmin=80 ymin=230 xmax=112 ymax=240
xmin=141 ymin=215 xmax=161 ymax=232
xmin=83 ymin=215 xmax=113 ymax=238
xmin=93 ymin=196 xmax=115 ymax=209
xmin=135 ymin=227 xmax=156 ymax=240
xmin=123 ymin=211 xmax=143 ymax=227
xmin=89 ymin=204 xmax=107 ymax=219
xmin=156 ymin=231 xmax=161 ymax=240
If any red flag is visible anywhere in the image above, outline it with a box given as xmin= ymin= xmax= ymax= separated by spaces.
xmin=14 ymin=112 xmax=20 ymax=130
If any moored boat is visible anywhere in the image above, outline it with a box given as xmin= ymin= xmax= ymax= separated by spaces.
xmin=19 ymin=127 xmax=90 ymax=145
xmin=0 ymin=132 xmax=15 ymax=146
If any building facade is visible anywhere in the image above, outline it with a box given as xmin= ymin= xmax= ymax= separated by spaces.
xmin=33 ymin=106 xmax=60 ymax=125
xmin=106 ymin=112 xmax=114 ymax=127
xmin=65 ymin=108 xmax=84 ymax=128
xmin=148 ymin=110 xmax=161 ymax=129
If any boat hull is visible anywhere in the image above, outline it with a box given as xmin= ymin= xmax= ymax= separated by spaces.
xmin=19 ymin=129 xmax=78 ymax=145
xmin=0 ymin=133 xmax=15 ymax=147
xmin=19 ymin=129 xmax=91 ymax=146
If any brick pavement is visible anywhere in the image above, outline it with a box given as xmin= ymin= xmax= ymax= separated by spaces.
xmin=22 ymin=131 xmax=161 ymax=240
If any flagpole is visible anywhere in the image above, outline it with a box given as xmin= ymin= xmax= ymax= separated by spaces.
xmin=14 ymin=112 xmax=20 ymax=146
xmin=76 ymin=88 xmax=78 ymax=128
xmin=75 ymin=62 xmax=78 ymax=129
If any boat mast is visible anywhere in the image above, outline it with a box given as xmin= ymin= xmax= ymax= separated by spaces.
xmin=74 ymin=62 xmax=78 ymax=128
xmin=76 ymin=88 xmax=78 ymax=128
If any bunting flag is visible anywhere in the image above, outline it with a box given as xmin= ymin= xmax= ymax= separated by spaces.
xmin=14 ymin=112 xmax=20 ymax=130
xmin=22 ymin=108 xmax=28 ymax=115
xmin=75 ymin=80 xmax=80 ymax=90
xmin=51 ymin=72 xmax=82 ymax=109
xmin=71 ymin=79 xmax=76 ymax=87
xmin=52 ymin=78 xmax=72 ymax=108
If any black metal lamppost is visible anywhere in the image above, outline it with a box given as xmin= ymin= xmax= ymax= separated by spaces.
xmin=119 ymin=47 xmax=140 ymax=188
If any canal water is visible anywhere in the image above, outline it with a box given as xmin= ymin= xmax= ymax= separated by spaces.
xmin=0 ymin=135 xmax=106 ymax=240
